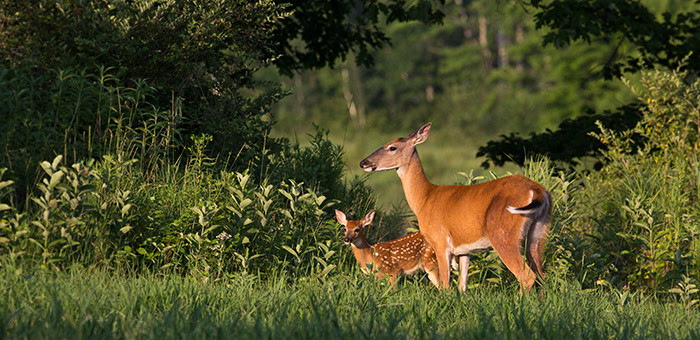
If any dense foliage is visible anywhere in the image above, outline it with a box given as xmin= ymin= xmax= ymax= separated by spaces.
xmin=480 ymin=0 xmax=700 ymax=168
xmin=569 ymin=66 xmax=700 ymax=291
xmin=0 ymin=67 xmax=377 ymax=278
xmin=270 ymin=0 xmax=445 ymax=75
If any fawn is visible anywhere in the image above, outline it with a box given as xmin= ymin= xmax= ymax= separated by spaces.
xmin=335 ymin=209 xmax=444 ymax=288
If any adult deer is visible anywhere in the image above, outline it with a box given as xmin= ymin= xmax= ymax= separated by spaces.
xmin=335 ymin=209 xmax=442 ymax=288
xmin=359 ymin=123 xmax=551 ymax=292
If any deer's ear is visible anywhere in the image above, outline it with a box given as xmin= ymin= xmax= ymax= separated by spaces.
xmin=362 ymin=210 xmax=376 ymax=226
xmin=335 ymin=209 xmax=347 ymax=226
xmin=410 ymin=122 xmax=431 ymax=145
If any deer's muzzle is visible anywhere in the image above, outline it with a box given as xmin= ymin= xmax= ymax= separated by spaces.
xmin=359 ymin=158 xmax=375 ymax=171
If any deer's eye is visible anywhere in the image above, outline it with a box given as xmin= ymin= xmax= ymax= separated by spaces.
xmin=354 ymin=229 xmax=359 ymax=234
xmin=388 ymin=146 xmax=397 ymax=151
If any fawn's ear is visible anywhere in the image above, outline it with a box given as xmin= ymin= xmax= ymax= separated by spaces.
xmin=362 ymin=210 xmax=376 ymax=226
xmin=335 ymin=209 xmax=347 ymax=226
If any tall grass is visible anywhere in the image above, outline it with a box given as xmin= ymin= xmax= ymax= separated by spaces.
xmin=1 ymin=262 xmax=699 ymax=339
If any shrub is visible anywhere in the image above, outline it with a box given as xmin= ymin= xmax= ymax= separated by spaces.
xmin=568 ymin=64 xmax=700 ymax=292
xmin=0 ymin=132 xmax=373 ymax=281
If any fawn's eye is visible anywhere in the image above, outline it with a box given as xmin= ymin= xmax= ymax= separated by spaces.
xmin=354 ymin=229 xmax=359 ymax=234
xmin=388 ymin=145 xmax=397 ymax=151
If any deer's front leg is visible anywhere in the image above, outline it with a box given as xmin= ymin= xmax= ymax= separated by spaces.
xmin=436 ymin=249 xmax=452 ymax=289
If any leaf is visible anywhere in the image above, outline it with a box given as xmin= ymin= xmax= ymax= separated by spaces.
xmin=0 ymin=180 xmax=14 ymax=191
xmin=78 ymin=184 xmax=96 ymax=195
xmin=318 ymin=243 xmax=330 ymax=253
xmin=669 ymin=288 xmax=684 ymax=294
xmin=51 ymin=155 xmax=63 ymax=169
xmin=320 ymin=264 xmax=336 ymax=277
xmin=120 ymin=225 xmax=133 ymax=234
xmin=137 ymin=247 xmax=148 ymax=255
xmin=31 ymin=197 xmax=47 ymax=210
xmin=263 ymin=199 xmax=273 ymax=213
xmin=282 ymin=245 xmax=298 ymax=257
xmin=121 ymin=203 xmax=133 ymax=216
xmin=203 ymin=225 xmax=219 ymax=236
xmin=49 ymin=171 xmax=64 ymax=189
xmin=278 ymin=189 xmax=293 ymax=201
xmin=313 ymin=256 xmax=327 ymax=267
xmin=40 ymin=161 xmax=53 ymax=175
xmin=236 ymin=172 xmax=250 ymax=189
xmin=239 ymin=198 xmax=253 ymax=210
xmin=0 ymin=204 xmax=11 ymax=211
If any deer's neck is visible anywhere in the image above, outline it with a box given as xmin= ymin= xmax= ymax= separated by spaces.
xmin=398 ymin=149 xmax=435 ymax=216
xmin=351 ymin=235 xmax=375 ymax=266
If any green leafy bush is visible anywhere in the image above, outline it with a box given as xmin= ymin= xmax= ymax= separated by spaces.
xmin=0 ymin=130 xmax=372 ymax=281
xmin=567 ymin=65 xmax=700 ymax=292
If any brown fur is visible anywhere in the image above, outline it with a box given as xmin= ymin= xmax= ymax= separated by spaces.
xmin=335 ymin=210 xmax=440 ymax=287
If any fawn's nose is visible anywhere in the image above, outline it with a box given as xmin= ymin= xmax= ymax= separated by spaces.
xmin=343 ymin=237 xmax=352 ymax=244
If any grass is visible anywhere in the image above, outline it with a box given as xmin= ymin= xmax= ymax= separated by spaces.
xmin=2 ymin=263 xmax=699 ymax=339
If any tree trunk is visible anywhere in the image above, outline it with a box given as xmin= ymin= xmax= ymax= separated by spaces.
xmin=341 ymin=62 xmax=366 ymax=126
xmin=479 ymin=15 xmax=491 ymax=70
xmin=497 ymin=25 xmax=508 ymax=68
xmin=515 ymin=23 xmax=524 ymax=71
xmin=454 ymin=0 xmax=473 ymax=40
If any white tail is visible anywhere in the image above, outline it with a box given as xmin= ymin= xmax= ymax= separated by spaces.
xmin=359 ymin=123 xmax=551 ymax=292
xmin=335 ymin=209 xmax=441 ymax=288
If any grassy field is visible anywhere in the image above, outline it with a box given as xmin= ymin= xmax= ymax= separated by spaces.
xmin=2 ymin=263 xmax=699 ymax=339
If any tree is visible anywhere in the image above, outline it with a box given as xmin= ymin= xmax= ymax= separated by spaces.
xmin=270 ymin=0 xmax=445 ymax=76
xmin=478 ymin=0 xmax=700 ymax=169
xmin=0 ymin=0 xmax=446 ymax=171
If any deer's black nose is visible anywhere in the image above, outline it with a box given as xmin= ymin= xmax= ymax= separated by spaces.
xmin=344 ymin=237 xmax=352 ymax=243
xmin=360 ymin=159 xmax=372 ymax=169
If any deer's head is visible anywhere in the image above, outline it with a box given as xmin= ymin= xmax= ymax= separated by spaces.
xmin=359 ymin=123 xmax=431 ymax=177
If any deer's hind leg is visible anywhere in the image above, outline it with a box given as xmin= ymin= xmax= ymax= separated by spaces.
xmin=525 ymin=219 xmax=548 ymax=279
xmin=487 ymin=217 xmax=537 ymax=291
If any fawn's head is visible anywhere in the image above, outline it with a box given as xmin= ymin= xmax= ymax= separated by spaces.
xmin=335 ymin=209 xmax=375 ymax=245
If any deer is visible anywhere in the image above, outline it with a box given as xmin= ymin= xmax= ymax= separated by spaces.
xmin=359 ymin=122 xmax=551 ymax=292
xmin=335 ymin=209 xmax=444 ymax=288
